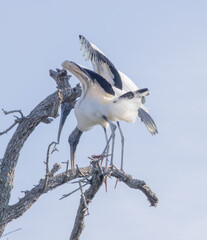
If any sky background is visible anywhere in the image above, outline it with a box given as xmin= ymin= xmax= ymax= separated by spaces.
xmin=0 ymin=0 xmax=207 ymax=239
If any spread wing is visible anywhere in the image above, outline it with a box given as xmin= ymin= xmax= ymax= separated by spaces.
xmin=62 ymin=60 xmax=115 ymax=96
xmin=79 ymin=35 xmax=122 ymax=90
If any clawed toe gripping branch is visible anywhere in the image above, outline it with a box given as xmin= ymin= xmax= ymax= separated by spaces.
xmin=0 ymin=69 xmax=158 ymax=239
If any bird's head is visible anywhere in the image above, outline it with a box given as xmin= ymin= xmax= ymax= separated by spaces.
xmin=62 ymin=60 xmax=81 ymax=73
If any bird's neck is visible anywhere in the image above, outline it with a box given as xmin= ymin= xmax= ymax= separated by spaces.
xmin=77 ymin=83 xmax=88 ymax=105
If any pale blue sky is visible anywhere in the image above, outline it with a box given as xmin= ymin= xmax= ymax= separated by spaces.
xmin=0 ymin=1 xmax=207 ymax=239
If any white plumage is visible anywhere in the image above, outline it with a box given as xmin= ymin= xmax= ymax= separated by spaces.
xmin=61 ymin=35 xmax=157 ymax=172
xmin=78 ymin=35 xmax=157 ymax=134
xmin=62 ymin=60 xmax=147 ymax=130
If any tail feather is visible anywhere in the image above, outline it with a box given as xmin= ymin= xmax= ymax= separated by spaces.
xmin=138 ymin=108 xmax=158 ymax=135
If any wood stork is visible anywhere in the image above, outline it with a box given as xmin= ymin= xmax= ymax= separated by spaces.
xmin=61 ymin=60 xmax=151 ymax=172
xmin=59 ymin=35 xmax=158 ymax=172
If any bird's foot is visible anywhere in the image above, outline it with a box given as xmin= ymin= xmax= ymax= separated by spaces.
xmin=104 ymin=177 xmax=108 ymax=192
xmin=114 ymin=178 xmax=120 ymax=189
xmin=91 ymin=154 xmax=104 ymax=160
xmin=119 ymin=168 xmax=125 ymax=174
xmin=92 ymin=152 xmax=110 ymax=159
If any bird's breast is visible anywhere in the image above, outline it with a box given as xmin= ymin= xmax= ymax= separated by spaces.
xmin=74 ymin=92 xmax=110 ymax=131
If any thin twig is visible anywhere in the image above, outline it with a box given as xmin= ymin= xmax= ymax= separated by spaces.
xmin=79 ymin=181 xmax=89 ymax=216
xmin=0 ymin=109 xmax=24 ymax=136
xmin=51 ymin=142 xmax=59 ymax=154
xmin=43 ymin=141 xmax=57 ymax=190
xmin=60 ymin=182 xmax=89 ymax=200
xmin=76 ymin=164 xmax=85 ymax=177
xmin=1 ymin=228 xmax=22 ymax=237
xmin=2 ymin=109 xmax=24 ymax=119
xmin=61 ymin=160 xmax=69 ymax=173
xmin=0 ymin=122 xmax=18 ymax=136
xmin=69 ymin=167 xmax=104 ymax=240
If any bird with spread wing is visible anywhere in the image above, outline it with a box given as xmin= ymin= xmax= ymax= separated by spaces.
xmin=59 ymin=35 xmax=158 ymax=173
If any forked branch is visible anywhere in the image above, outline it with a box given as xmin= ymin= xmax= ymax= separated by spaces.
xmin=0 ymin=69 xmax=80 ymax=236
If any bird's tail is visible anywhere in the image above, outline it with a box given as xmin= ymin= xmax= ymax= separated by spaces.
xmin=138 ymin=108 xmax=158 ymax=135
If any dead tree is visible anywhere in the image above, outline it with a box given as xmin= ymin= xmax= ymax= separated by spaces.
xmin=0 ymin=69 xmax=158 ymax=239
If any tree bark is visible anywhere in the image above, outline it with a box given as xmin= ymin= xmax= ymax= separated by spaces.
xmin=0 ymin=69 xmax=81 ymax=236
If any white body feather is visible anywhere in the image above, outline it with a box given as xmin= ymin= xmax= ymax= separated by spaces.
xmin=74 ymin=79 xmax=142 ymax=131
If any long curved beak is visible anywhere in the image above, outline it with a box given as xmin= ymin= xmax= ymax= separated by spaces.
xmin=57 ymin=102 xmax=74 ymax=143
xmin=68 ymin=127 xmax=83 ymax=174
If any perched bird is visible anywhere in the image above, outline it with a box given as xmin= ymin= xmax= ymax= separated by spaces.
xmin=59 ymin=36 xmax=158 ymax=172
xmin=80 ymin=36 xmax=158 ymax=162
xmin=79 ymin=35 xmax=157 ymax=133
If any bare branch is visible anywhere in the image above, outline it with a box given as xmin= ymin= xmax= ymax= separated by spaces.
xmin=1 ymin=162 xmax=157 ymax=229
xmin=41 ymin=117 xmax=54 ymax=124
xmin=43 ymin=142 xmax=57 ymax=190
xmin=49 ymin=69 xmax=71 ymax=89
xmin=61 ymin=160 xmax=70 ymax=174
xmin=2 ymin=166 xmax=92 ymax=226
xmin=0 ymin=109 xmax=24 ymax=136
xmin=110 ymin=168 xmax=158 ymax=207
xmin=60 ymin=183 xmax=89 ymax=200
xmin=0 ymin=69 xmax=80 ymax=236
xmin=50 ymin=163 xmax=61 ymax=175
xmin=78 ymin=181 xmax=89 ymax=216
xmin=2 ymin=109 xmax=24 ymax=119
xmin=0 ymin=121 xmax=18 ymax=136
xmin=51 ymin=142 xmax=59 ymax=154
xmin=1 ymin=228 xmax=22 ymax=238
xmin=70 ymin=163 xmax=104 ymax=240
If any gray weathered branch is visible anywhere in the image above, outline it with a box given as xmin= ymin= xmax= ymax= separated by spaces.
xmin=110 ymin=169 xmax=158 ymax=206
xmin=69 ymin=163 xmax=104 ymax=240
xmin=69 ymin=163 xmax=158 ymax=239
xmin=2 ymin=166 xmax=91 ymax=226
xmin=0 ymin=162 xmax=158 ymax=229
xmin=0 ymin=69 xmax=81 ymax=236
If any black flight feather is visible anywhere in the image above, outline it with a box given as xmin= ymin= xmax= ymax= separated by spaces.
xmin=119 ymin=91 xmax=134 ymax=100
xmin=95 ymin=51 xmax=123 ymax=90
xmin=83 ymin=68 xmax=115 ymax=96
xmin=79 ymin=35 xmax=122 ymax=90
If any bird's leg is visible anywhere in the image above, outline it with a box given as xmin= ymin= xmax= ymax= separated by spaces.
xmin=68 ymin=126 xmax=83 ymax=174
xmin=103 ymin=127 xmax=109 ymax=168
xmin=117 ymin=121 xmax=125 ymax=171
xmin=110 ymin=122 xmax=116 ymax=167
xmin=102 ymin=117 xmax=117 ymax=168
